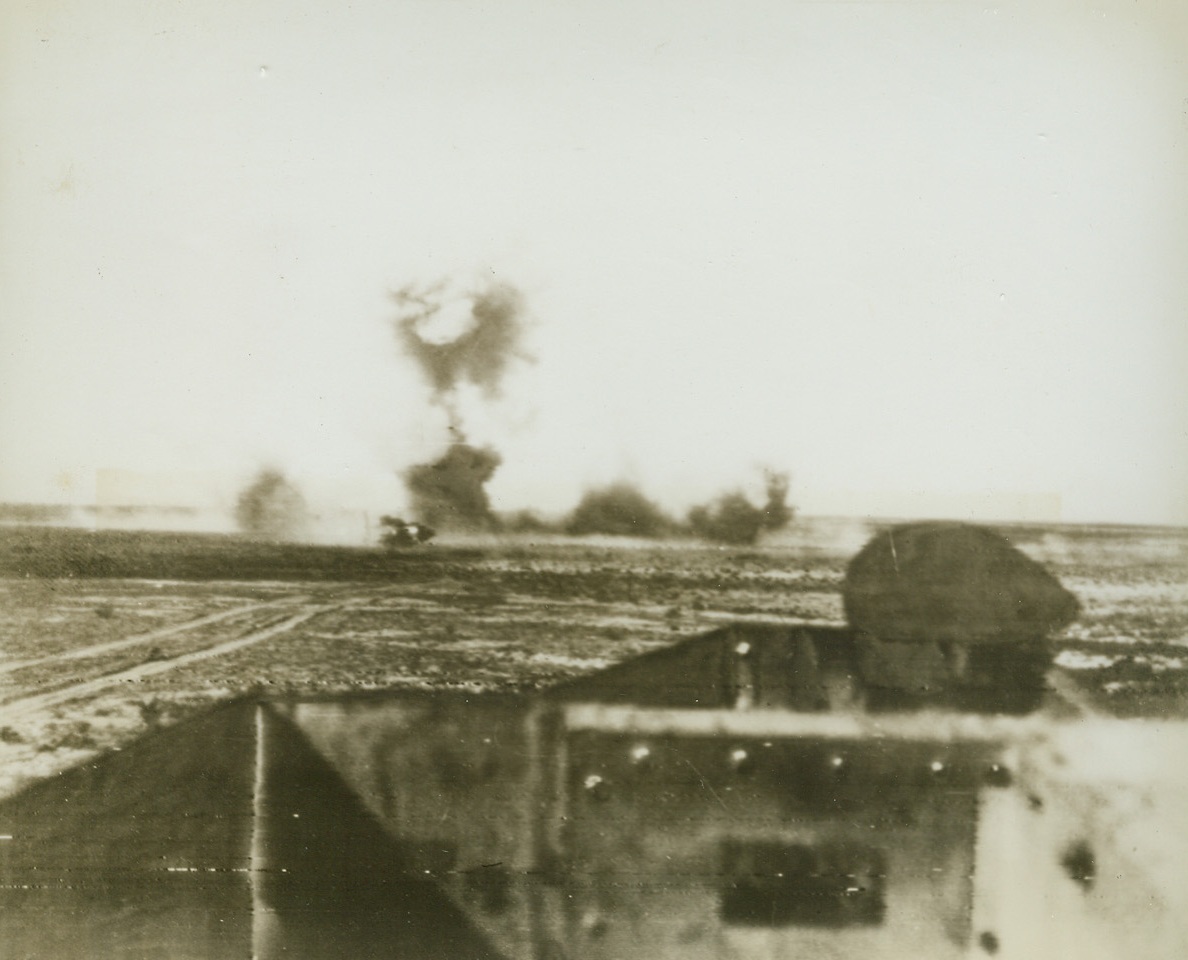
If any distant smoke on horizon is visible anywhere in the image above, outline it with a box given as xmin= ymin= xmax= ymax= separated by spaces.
xmin=391 ymin=280 xmax=531 ymax=531
xmin=393 ymin=281 xmax=529 ymax=428
xmin=686 ymin=469 xmax=794 ymax=545
xmin=565 ymin=483 xmax=677 ymax=539
xmin=388 ymin=279 xmax=797 ymax=542
xmin=559 ymin=470 xmax=795 ymax=545
xmin=234 ymin=468 xmax=309 ymax=542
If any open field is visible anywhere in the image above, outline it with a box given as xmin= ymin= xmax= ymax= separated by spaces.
xmin=0 ymin=520 xmax=1185 ymax=798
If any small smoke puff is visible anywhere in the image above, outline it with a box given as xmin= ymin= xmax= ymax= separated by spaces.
xmin=234 ymin=469 xmax=308 ymax=542
xmin=687 ymin=492 xmax=766 ymax=546
xmin=761 ymin=470 xmax=794 ymax=531
xmin=393 ymin=281 xmax=529 ymax=403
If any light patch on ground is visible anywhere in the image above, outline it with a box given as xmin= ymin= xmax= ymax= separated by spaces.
xmin=1056 ymin=650 xmax=1122 ymax=671
xmin=307 ymin=629 xmax=417 ymax=641
xmin=528 ymin=653 xmax=613 ymax=671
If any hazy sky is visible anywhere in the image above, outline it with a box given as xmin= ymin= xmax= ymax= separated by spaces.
xmin=2 ymin=0 xmax=1187 ymax=528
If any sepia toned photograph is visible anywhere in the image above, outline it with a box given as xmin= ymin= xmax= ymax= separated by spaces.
xmin=1 ymin=1 xmax=1186 ymax=957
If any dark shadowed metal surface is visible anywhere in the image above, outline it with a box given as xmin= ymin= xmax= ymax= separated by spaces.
xmin=1 ymin=620 xmax=1184 ymax=959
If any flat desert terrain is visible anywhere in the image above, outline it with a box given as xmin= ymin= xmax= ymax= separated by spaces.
xmin=1 ymin=519 xmax=1185 ymax=798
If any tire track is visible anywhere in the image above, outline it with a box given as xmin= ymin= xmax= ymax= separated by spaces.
xmin=0 ymin=605 xmax=333 ymax=721
xmin=0 ymin=598 xmax=307 ymax=677
xmin=0 ymin=582 xmax=435 ymax=723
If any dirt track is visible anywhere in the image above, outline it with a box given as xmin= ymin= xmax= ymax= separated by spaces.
xmin=0 ymin=597 xmax=304 ymax=678
xmin=0 ymin=603 xmax=328 ymax=722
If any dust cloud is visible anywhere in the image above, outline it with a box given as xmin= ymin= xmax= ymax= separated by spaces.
xmin=389 ymin=280 xmax=797 ymax=543
xmin=560 ymin=471 xmax=794 ymax=545
xmin=564 ymin=484 xmax=676 ymax=539
xmin=234 ymin=469 xmax=309 ymax=541
xmin=687 ymin=470 xmax=794 ymax=546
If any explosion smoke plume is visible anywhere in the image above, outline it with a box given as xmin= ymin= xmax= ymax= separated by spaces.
xmin=394 ymin=281 xmax=528 ymax=425
xmin=392 ymin=281 xmax=530 ymax=531
xmin=404 ymin=443 xmax=502 ymax=531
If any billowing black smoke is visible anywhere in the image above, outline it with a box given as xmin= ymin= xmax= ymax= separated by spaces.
xmin=394 ymin=281 xmax=528 ymax=421
xmin=404 ymin=443 xmax=503 ymax=531
xmin=392 ymin=281 xmax=529 ymax=532
xmin=234 ymin=469 xmax=308 ymax=542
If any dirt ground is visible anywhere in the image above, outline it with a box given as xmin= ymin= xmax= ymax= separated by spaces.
xmin=0 ymin=520 xmax=1185 ymax=799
